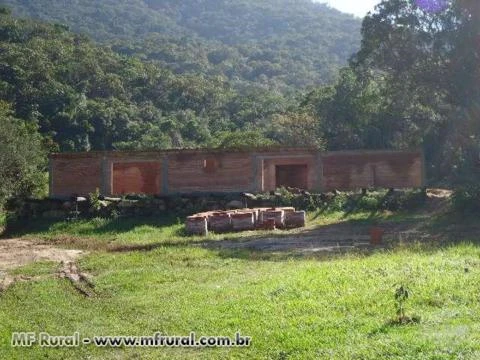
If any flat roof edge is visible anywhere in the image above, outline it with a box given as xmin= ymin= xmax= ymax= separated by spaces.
xmin=49 ymin=148 xmax=423 ymax=159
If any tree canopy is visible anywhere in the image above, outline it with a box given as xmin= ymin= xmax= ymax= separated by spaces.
xmin=0 ymin=101 xmax=46 ymax=207
xmin=0 ymin=11 xmax=292 ymax=151
xmin=1 ymin=0 xmax=361 ymax=94
xmin=302 ymin=0 xmax=480 ymax=184
xmin=1 ymin=0 xmax=480 ymax=193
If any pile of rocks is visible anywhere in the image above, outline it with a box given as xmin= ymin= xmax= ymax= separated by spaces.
xmin=10 ymin=197 xmax=169 ymax=220
xmin=185 ymin=207 xmax=306 ymax=236
xmin=11 ymin=195 xmax=251 ymax=221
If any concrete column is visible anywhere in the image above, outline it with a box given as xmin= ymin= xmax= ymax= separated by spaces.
xmin=263 ymin=161 xmax=276 ymax=192
xmin=162 ymin=155 xmax=169 ymax=195
xmin=316 ymin=153 xmax=324 ymax=192
xmin=48 ymin=157 xmax=53 ymax=198
xmin=101 ymin=157 xmax=112 ymax=196
xmin=251 ymin=155 xmax=264 ymax=192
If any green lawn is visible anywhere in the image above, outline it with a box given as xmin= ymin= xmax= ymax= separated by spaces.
xmin=7 ymin=210 xmax=417 ymax=251
xmin=1 ymin=213 xmax=480 ymax=359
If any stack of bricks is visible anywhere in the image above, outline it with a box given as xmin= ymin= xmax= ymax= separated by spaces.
xmin=209 ymin=212 xmax=233 ymax=233
xmin=185 ymin=207 xmax=306 ymax=236
xmin=185 ymin=216 xmax=208 ymax=236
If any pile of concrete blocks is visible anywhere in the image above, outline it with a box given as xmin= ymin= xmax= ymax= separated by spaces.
xmin=185 ymin=207 xmax=306 ymax=236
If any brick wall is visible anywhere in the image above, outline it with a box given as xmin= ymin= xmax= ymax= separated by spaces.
xmin=50 ymin=156 xmax=102 ymax=197
xmin=112 ymin=161 xmax=162 ymax=195
xmin=321 ymin=151 xmax=423 ymax=191
xmin=168 ymin=152 xmax=254 ymax=193
xmin=49 ymin=149 xmax=424 ymax=198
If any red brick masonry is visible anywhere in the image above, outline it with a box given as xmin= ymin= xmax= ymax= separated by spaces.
xmin=186 ymin=207 xmax=307 ymax=236
xmin=49 ymin=148 xmax=424 ymax=198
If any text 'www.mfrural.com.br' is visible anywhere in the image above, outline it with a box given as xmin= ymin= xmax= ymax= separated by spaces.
xmin=11 ymin=332 xmax=252 ymax=348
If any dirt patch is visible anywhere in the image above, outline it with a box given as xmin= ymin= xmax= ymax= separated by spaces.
xmin=0 ymin=238 xmax=85 ymax=292
xmin=206 ymin=222 xmax=369 ymax=252
xmin=0 ymin=238 xmax=85 ymax=271
xmin=204 ymin=220 xmax=428 ymax=254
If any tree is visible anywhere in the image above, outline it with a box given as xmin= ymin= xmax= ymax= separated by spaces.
xmin=319 ymin=0 xmax=480 ymax=183
xmin=1 ymin=0 xmax=361 ymax=94
xmin=0 ymin=102 xmax=46 ymax=207
xmin=210 ymin=130 xmax=276 ymax=149
xmin=268 ymin=112 xmax=325 ymax=149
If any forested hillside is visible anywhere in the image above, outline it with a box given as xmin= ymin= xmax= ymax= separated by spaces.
xmin=0 ymin=9 xmax=325 ymax=154
xmin=2 ymin=0 xmax=480 ymax=207
xmin=0 ymin=0 xmax=361 ymax=92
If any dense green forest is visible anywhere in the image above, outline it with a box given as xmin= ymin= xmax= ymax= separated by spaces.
xmin=0 ymin=6 xmax=323 ymax=204
xmin=0 ymin=9 xmax=311 ymax=152
xmin=1 ymin=0 xmax=480 ymax=206
xmin=312 ymin=0 xmax=480 ymax=184
xmin=0 ymin=0 xmax=361 ymax=93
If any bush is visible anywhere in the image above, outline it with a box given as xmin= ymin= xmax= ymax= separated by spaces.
xmin=382 ymin=190 xmax=426 ymax=211
xmin=452 ymin=185 xmax=480 ymax=213
xmin=269 ymin=188 xmax=426 ymax=213
xmin=0 ymin=212 xmax=5 ymax=229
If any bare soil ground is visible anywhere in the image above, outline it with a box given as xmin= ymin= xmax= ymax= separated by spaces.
xmin=0 ymin=238 xmax=84 ymax=271
xmin=204 ymin=220 xmax=427 ymax=253
xmin=0 ymin=239 xmax=85 ymax=292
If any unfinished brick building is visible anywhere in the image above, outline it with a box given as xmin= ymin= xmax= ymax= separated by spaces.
xmin=49 ymin=148 xmax=425 ymax=198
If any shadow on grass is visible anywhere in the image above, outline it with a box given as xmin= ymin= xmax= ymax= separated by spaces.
xmin=2 ymin=215 xmax=184 ymax=239
xmin=368 ymin=315 xmax=422 ymax=337
xmin=310 ymin=208 xmax=381 ymax=222
xmin=5 ymin=209 xmax=480 ymax=262
xmin=106 ymin=237 xmax=480 ymax=263
xmin=310 ymin=190 xmax=427 ymax=221
xmin=104 ymin=221 xmax=480 ymax=263
xmin=103 ymin=217 xmax=471 ymax=263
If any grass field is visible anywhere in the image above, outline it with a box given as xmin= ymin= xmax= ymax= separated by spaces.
xmin=1 ymin=211 xmax=479 ymax=359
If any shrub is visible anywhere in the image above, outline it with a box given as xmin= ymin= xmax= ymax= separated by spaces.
xmin=88 ymin=188 xmax=102 ymax=213
xmin=452 ymin=185 xmax=480 ymax=213
xmin=382 ymin=189 xmax=426 ymax=211
xmin=257 ymin=188 xmax=426 ymax=213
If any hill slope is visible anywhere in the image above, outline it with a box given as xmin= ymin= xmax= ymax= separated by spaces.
xmin=0 ymin=10 xmax=301 ymax=152
xmin=1 ymin=0 xmax=361 ymax=92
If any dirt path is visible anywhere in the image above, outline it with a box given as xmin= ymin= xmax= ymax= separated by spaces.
xmin=204 ymin=219 xmax=432 ymax=253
